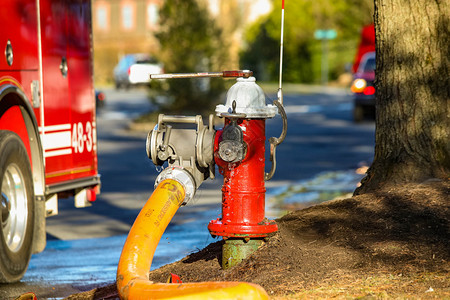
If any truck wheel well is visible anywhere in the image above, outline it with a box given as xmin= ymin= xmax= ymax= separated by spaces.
xmin=0 ymin=85 xmax=46 ymax=253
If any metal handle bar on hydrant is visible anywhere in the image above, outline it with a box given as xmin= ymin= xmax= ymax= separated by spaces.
xmin=146 ymin=70 xmax=287 ymax=268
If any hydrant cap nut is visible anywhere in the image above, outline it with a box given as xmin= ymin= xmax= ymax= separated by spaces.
xmin=216 ymin=77 xmax=277 ymax=118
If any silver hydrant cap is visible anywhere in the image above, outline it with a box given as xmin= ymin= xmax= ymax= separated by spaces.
xmin=216 ymin=77 xmax=277 ymax=118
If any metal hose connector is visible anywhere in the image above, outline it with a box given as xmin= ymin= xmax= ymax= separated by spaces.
xmin=154 ymin=167 xmax=196 ymax=205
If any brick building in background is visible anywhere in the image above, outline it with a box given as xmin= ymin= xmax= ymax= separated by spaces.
xmin=91 ymin=0 xmax=271 ymax=85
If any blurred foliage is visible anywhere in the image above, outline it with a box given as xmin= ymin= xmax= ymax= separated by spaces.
xmin=93 ymin=46 xmax=118 ymax=85
xmin=241 ymin=0 xmax=374 ymax=83
xmin=148 ymin=0 xmax=228 ymax=115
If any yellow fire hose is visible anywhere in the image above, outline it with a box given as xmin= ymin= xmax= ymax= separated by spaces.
xmin=116 ymin=178 xmax=269 ymax=300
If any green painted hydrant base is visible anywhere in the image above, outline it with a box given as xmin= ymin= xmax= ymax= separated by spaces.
xmin=222 ymin=239 xmax=263 ymax=269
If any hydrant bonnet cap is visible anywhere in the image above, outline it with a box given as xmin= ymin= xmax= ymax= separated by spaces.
xmin=216 ymin=77 xmax=277 ymax=118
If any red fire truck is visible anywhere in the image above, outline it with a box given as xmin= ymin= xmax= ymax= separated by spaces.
xmin=0 ymin=0 xmax=100 ymax=282
xmin=352 ymin=24 xmax=375 ymax=73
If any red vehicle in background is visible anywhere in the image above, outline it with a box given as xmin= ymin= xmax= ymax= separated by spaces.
xmin=351 ymin=24 xmax=376 ymax=122
xmin=352 ymin=24 xmax=375 ymax=74
xmin=0 ymin=0 xmax=100 ymax=282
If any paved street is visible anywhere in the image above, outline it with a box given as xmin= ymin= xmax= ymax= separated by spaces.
xmin=0 ymin=85 xmax=375 ymax=299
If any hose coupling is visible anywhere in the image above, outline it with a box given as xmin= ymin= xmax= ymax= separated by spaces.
xmin=146 ymin=114 xmax=216 ymax=189
xmin=154 ymin=167 xmax=196 ymax=205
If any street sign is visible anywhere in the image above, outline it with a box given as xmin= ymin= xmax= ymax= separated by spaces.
xmin=314 ymin=29 xmax=337 ymax=40
xmin=314 ymin=29 xmax=337 ymax=85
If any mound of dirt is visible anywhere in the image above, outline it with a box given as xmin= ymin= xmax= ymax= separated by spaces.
xmin=66 ymin=179 xmax=449 ymax=299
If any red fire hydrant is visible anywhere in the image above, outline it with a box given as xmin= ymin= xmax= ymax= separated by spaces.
xmin=146 ymin=71 xmax=287 ymax=269
xmin=208 ymin=77 xmax=280 ymax=268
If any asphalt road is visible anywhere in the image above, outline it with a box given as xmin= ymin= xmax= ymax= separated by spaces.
xmin=0 ymin=85 xmax=375 ymax=299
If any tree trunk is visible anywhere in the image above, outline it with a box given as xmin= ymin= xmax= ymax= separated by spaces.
xmin=356 ymin=0 xmax=449 ymax=193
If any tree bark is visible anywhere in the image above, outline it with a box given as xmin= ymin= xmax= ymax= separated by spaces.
xmin=356 ymin=0 xmax=449 ymax=193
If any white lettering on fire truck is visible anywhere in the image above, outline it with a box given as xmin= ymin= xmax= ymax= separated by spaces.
xmin=39 ymin=122 xmax=95 ymax=158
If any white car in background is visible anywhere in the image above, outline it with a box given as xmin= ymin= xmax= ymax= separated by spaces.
xmin=113 ymin=54 xmax=163 ymax=89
